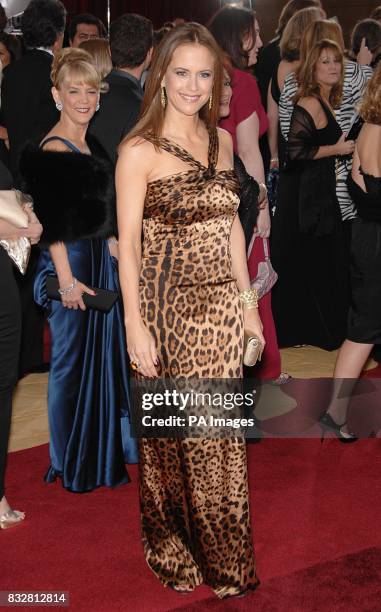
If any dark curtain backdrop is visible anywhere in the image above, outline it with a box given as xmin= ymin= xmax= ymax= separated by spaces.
xmin=62 ymin=1 xmax=106 ymax=23
xmin=62 ymin=1 xmax=221 ymax=29
xmin=62 ymin=1 xmax=381 ymax=44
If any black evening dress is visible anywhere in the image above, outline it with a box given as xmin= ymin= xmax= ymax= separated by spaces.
xmin=270 ymin=70 xmax=288 ymax=169
xmin=271 ymin=99 xmax=349 ymax=350
xmin=347 ymin=170 xmax=381 ymax=344
xmin=0 ymin=160 xmax=20 ymax=501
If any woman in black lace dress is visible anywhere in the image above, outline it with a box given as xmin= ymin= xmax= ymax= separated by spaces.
xmin=271 ymin=40 xmax=355 ymax=350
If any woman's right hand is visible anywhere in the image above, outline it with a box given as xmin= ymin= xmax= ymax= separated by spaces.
xmin=335 ymin=134 xmax=355 ymax=157
xmin=24 ymin=221 xmax=43 ymax=244
xmin=244 ymin=307 xmax=266 ymax=349
xmin=357 ymin=37 xmax=372 ymax=66
xmin=126 ymin=320 xmax=158 ymax=378
xmin=23 ymin=207 xmax=43 ymax=244
xmin=60 ymin=279 xmax=96 ymax=311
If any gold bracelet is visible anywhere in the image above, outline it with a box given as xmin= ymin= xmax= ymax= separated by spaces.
xmin=238 ymin=288 xmax=258 ymax=309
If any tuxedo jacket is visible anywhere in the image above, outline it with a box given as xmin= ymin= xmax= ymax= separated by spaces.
xmin=1 ymin=49 xmax=59 ymax=186
xmin=89 ymin=70 xmax=142 ymax=166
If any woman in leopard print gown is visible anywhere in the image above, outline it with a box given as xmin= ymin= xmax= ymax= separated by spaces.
xmin=116 ymin=24 xmax=264 ymax=598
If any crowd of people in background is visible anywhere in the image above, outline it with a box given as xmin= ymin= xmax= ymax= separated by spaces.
xmin=1 ymin=0 xmax=381 ymax=598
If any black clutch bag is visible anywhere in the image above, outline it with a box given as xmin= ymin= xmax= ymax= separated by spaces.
xmin=345 ymin=115 xmax=364 ymax=142
xmin=46 ymin=275 xmax=118 ymax=313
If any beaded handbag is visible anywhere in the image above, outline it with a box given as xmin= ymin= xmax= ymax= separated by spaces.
xmin=249 ymin=234 xmax=278 ymax=299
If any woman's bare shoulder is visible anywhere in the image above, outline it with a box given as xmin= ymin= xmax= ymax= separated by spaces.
xmin=217 ymin=127 xmax=233 ymax=150
xmin=39 ymin=136 xmax=72 ymax=153
xmin=119 ymin=135 xmax=156 ymax=156
xmin=358 ymin=122 xmax=381 ymax=153
xmin=278 ymin=60 xmax=298 ymax=89
xmin=118 ymin=136 xmax=159 ymax=172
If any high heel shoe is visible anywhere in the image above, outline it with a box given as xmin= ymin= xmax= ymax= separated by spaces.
xmin=319 ymin=412 xmax=358 ymax=443
xmin=0 ymin=509 xmax=25 ymax=530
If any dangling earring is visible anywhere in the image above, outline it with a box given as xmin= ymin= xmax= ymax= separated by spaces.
xmin=96 ymin=101 xmax=100 ymax=112
xmin=208 ymin=96 xmax=212 ymax=111
xmin=56 ymin=101 xmax=63 ymax=111
xmin=161 ymin=86 xmax=167 ymax=109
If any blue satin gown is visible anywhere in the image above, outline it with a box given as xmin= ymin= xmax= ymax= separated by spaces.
xmin=34 ymin=140 xmax=137 ymax=493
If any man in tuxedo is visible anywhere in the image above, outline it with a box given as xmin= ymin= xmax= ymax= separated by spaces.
xmin=1 ymin=0 xmax=66 ymax=376
xmin=1 ymin=0 xmax=66 ymax=185
xmin=89 ymin=13 xmax=153 ymax=165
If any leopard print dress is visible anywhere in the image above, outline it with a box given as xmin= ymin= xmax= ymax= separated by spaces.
xmin=138 ymin=128 xmax=258 ymax=598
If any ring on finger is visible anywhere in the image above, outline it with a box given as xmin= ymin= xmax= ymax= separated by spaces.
xmin=130 ymin=360 xmax=141 ymax=371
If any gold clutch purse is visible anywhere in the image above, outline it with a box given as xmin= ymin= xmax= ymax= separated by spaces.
xmin=0 ymin=189 xmax=29 ymax=228
xmin=0 ymin=190 xmax=31 ymax=274
xmin=243 ymin=332 xmax=263 ymax=367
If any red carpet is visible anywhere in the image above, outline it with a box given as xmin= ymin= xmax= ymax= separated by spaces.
xmin=3 ymin=439 xmax=381 ymax=611
xmin=171 ymin=547 xmax=381 ymax=611
xmin=363 ymin=364 xmax=381 ymax=377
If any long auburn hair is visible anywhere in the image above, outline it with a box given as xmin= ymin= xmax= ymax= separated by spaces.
xmin=125 ymin=23 xmax=223 ymax=145
xmin=295 ymin=39 xmax=344 ymax=108
xmin=280 ymin=7 xmax=324 ymax=61
xmin=276 ymin=0 xmax=322 ymax=37
xmin=358 ymin=61 xmax=381 ymax=125
xmin=296 ymin=19 xmax=345 ymax=84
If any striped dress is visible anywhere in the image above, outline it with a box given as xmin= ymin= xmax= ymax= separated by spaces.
xmin=279 ymin=60 xmax=372 ymax=220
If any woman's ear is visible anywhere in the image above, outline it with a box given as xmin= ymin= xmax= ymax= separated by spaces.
xmin=51 ymin=86 xmax=60 ymax=105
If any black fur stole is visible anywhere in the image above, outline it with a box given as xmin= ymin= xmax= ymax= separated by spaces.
xmin=19 ymin=136 xmax=116 ymax=246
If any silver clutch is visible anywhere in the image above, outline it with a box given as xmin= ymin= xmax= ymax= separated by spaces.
xmin=0 ymin=190 xmax=31 ymax=274
xmin=0 ymin=236 xmax=31 ymax=274
xmin=243 ymin=332 xmax=263 ymax=367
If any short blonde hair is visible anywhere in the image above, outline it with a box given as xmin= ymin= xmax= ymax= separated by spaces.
xmin=358 ymin=62 xmax=381 ymax=125
xmin=51 ymin=47 xmax=101 ymax=91
xmin=79 ymin=38 xmax=112 ymax=80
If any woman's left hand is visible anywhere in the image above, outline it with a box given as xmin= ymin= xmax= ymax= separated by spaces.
xmin=256 ymin=205 xmax=271 ymax=238
xmin=108 ymin=238 xmax=119 ymax=259
xmin=244 ymin=307 xmax=265 ymax=349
